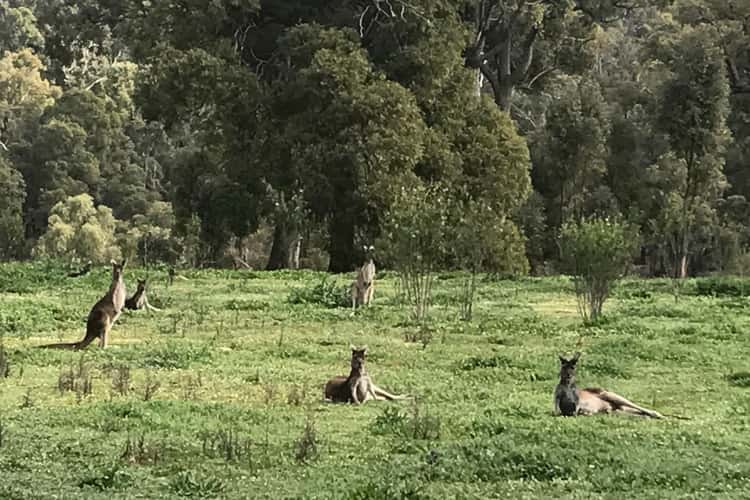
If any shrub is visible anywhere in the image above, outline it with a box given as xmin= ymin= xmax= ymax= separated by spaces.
xmin=451 ymin=199 xmax=528 ymax=321
xmin=379 ymin=184 xmax=451 ymax=321
xmin=559 ymin=218 xmax=638 ymax=321
xmin=33 ymin=193 xmax=121 ymax=264
xmin=293 ymin=417 xmax=319 ymax=463
xmin=694 ymin=276 xmax=750 ymax=298
xmin=727 ymin=372 xmax=750 ymax=388
xmin=287 ymin=277 xmax=350 ymax=308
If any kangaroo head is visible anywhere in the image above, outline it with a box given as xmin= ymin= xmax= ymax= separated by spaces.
xmin=558 ymin=351 xmax=580 ymax=383
xmin=110 ymin=259 xmax=127 ymax=280
xmin=137 ymin=278 xmax=147 ymax=291
xmin=350 ymin=344 xmax=368 ymax=372
xmin=362 ymin=245 xmax=375 ymax=261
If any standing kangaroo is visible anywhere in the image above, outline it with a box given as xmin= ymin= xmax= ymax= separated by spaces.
xmin=324 ymin=345 xmax=408 ymax=404
xmin=39 ymin=260 xmax=127 ymax=350
xmin=125 ymin=278 xmax=162 ymax=312
xmin=554 ymin=352 xmax=663 ymax=418
xmin=351 ymin=245 xmax=376 ymax=313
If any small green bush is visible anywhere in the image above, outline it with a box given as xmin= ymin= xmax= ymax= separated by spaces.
xmin=694 ymin=276 xmax=750 ymax=297
xmin=287 ymin=277 xmax=350 ymax=308
xmin=559 ymin=218 xmax=638 ymax=321
xmin=727 ymin=372 xmax=750 ymax=388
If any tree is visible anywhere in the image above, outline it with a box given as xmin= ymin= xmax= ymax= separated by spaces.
xmin=380 ymin=183 xmax=451 ymax=321
xmin=271 ymin=24 xmax=427 ymax=272
xmin=559 ymin=217 xmax=638 ymax=321
xmin=136 ymin=45 xmax=264 ymax=261
xmin=119 ymin=201 xmax=177 ymax=265
xmin=462 ymin=0 xmax=657 ymax=110
xmin=0 ymin=4 xmax=44 ymax=53
xmin=34 ymin=193 xmax=121 ymax=263
xmin=532 ymin=75 xmax=611 ymax=228
xmin=22 ymin=117 xmax=100 ymax=236
xmin=0 ymin=157 xmax=26 ymax=259
xmin=656 ymin=25 xmax=731 ymax=278
xmin=452 ymin=198 xmax=528 ymax=320
xmin=0 ymin=49 xmax=60 ymax=152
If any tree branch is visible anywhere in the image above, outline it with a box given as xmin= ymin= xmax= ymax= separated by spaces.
xmin=478 ymin=59 xmax=501 ymax=101
xmin=511 ymin=26 xmax=538 ymax=84
xmin=725 ymin=54 xmax=750 ymax=95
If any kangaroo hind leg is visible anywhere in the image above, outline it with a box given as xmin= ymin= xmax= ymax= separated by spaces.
xmin=597 ymin=390 xmax=663 ymax=418
xmin=371 ymin=383 xmax=409 ymax=400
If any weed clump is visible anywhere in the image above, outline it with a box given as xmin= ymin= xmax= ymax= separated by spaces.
xmin=110 ymin=364 xmax=131 ymax=396
xmin=727 ymin=372 xmax=750 ymax=388
xmin=142 ymin=371 xmax=161 ymax=401
xmin=293 ymin=417 xmax=319 ymax=463
xmin=0 ymin=344 xmax=9 ymax=378
xmin=373 ymin=402 xmax=441 ymax=441
xmin=57 ymin=356 xmax=93 ymax=401
xmin=287 ymin=277 xmax=350 ymax=308
xmin=695 ymin=277 xmax=750 ymax=298
xmin=170 ymin=471 xmax=226 ymax=497
xmin=200 ymin=428 xmax=253 ymax=463
xmin=78 ymin=463 xmax=131 ymax=491
xmin=121 ymin=434 xmax=160 ymax=465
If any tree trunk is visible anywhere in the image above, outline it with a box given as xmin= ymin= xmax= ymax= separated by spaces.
xmin=288 ymin=230 xmax=302 ymax=269
xmin=678 ymin=253 xmax=688 ymax=279
xmin=266 ymin=221 xmax=291 ymax=270
xmin=475 ymin=69 xmax=484 ymax=97
xmin=495 ymin=79 xmax=513 ymax=111
xmin=327 ymin=213 xmax=355 ymax=273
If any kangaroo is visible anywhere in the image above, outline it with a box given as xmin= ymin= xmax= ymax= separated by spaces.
xmin=351 ymin=245 xmax=376 ymax=313
xmin=554 ymin=352 xmax=663 ymax=418
xmin=124 ymin=278 xmax=162 ymax=312
xmin=39 ymin=260 xmax=127 ymax=350
xmin=324 ymin=345 xmax=409 ymax=404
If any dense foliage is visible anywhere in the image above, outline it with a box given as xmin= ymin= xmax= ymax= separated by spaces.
xmin=0 ymin=1 xmax=747 ymax=275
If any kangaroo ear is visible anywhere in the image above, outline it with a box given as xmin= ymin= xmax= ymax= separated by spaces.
xmin=559 ymin=355 xmax=567 ymax=364
xmin=350 ymin=344 xmax=356 ymax=351
xmin=121 ymin=259 xmax=127 ymax=267
xmin=572 ymin=351 xmax=581 ymax=362
xmin=361 ymin=345 xmax=368 ymax=352
xmin=110 ymin=259 xmax=117 ymax=266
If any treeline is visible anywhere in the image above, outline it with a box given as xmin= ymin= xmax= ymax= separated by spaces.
xmin=0 ymin=1 xmax=748 ymax=276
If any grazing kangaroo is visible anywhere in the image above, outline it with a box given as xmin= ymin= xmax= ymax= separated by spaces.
xmin=324 ymin=345 xmax=409 ymax=404
xmin=125 ymin=279 xmax=162 ymax=312
xmin=39 ymin=260 xmax=127 ymax=350
xmin=351 ymin=245 xmax=376 ymax=313
xmin=554 ymin=352 xmax=663 ymax=418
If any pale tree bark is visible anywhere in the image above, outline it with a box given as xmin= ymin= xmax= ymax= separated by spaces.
xmin=464 ymin=1 xmax=540 ymax=110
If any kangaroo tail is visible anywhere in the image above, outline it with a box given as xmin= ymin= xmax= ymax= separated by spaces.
xmin=37 ymin=341 xmax=81 ymax=350
xmin=660 ymin=413 xmax=692 ymax=420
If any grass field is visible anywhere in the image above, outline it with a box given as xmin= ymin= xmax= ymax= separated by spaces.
xmin=1 ymin=261 xmax=750 ymax=499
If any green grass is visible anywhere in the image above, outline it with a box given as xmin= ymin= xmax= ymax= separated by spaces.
xmin=1 ymin=262 xmax=750 ymax=499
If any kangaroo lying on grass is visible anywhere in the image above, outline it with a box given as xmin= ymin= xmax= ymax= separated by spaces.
xmin=351 ymin=246 xmax=375 ymax=313
xmin=324 ymin=345 xmax=409 ymax=404
xmin=125 ymin=279 xmax=162 ymax=312
xmin=39 ymin=260 xmax=127 ymax=350
xmin=554 ymin=352 xmax=664 ymax=418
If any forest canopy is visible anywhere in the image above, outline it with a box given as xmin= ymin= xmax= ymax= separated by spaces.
xmin=0 ymin=0 xmax=748 ymax=276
